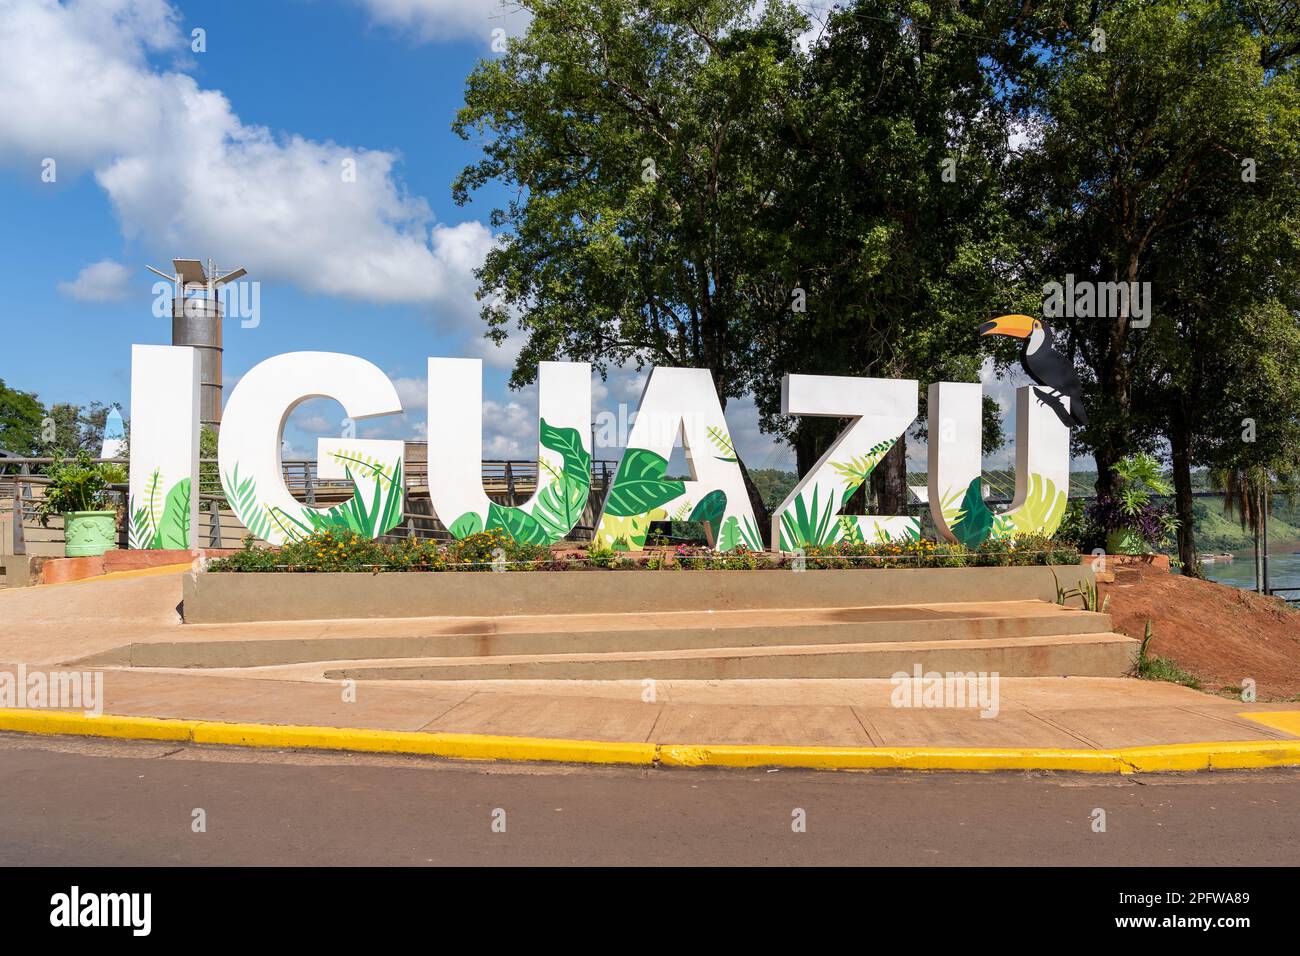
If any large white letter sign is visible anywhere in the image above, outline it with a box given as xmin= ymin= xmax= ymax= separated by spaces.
xmin=773 ymin=374 xmax=920 ymax=551
xmin=594 ymin=367 xmax=760 ymax=552
xmin=927 ymin=382 xmax=1070 ymax=545
xmin=128 ymin=345 xmax=200 ymax=549
xmin=427 ymin=358 xmax=592 ymax=544
xmin=218 ymin=352 xmax=406 ymax=545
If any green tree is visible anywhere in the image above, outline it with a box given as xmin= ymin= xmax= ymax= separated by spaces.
xmin=1012 ymin=0 xmax=1296 ymax=502
xmin=0 ymin=379 xmax=46 ymax=456
xmin=454 ymin=0 xmax=810 ymax=526
xmin=43 ymin=401 xmax=111 ymax=454
xmin=742 ymin=0 xmax=1026 ymax=505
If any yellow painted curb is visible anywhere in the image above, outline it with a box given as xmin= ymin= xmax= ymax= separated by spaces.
xmin=2 ymin=709 xmax=1299 ymax=773
xmin=0 ymin=709 xmax=654 ymax=766
xmin=657 ymin=743 xmax=1126 ymax=772
xmin=190 ymin=721 xmax=656 ymax=766
xmin=0 ymin=709 xmax=195 ymax=742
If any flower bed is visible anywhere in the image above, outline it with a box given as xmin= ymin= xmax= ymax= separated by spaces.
xmin=206 ymin=530 xmax=1080 ymax=573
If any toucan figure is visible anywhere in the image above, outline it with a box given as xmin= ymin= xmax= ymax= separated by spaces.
xmin=979 ymin=314 xmax=1088 ymax=430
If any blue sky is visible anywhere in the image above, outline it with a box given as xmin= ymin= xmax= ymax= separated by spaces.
xmin=0 ymin=0 xmax=1037 ymax=474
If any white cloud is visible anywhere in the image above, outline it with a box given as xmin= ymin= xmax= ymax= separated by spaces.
xmin=57 ymin=259 xmax=132 ymax=301
xmin=356 ymin=0 xmax=529 ymax=44
xmin=391 ymin=376 xmax=428 ymax=411
xmin=0 ymin=0 xmax=493 ymax=322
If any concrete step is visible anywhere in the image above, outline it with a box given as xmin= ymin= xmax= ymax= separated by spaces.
xmin=322 ymin=632 xmax=1140 ymax=681
xmin=75 ymin=600 xmax=1111 ymax=668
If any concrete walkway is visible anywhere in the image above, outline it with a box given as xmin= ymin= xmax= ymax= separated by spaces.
xmin=1 ymin=569 xmax=1297 ymax=750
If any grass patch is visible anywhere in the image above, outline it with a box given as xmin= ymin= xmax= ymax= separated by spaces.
xmin=1132 ymin=619 xmax=1203 ymax=689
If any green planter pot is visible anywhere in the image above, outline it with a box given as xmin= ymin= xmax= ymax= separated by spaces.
xmin=64 ymin=510 xmax=119 ymax=558
xmin=1105 ymin=528 xmax=1147 ymax=556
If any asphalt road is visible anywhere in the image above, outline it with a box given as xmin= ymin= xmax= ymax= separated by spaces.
xmin=1 ymin=733 xmax=1297 ymax=866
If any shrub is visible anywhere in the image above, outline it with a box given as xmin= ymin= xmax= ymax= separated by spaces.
xmin=585 ymin=542 xmax=620 ymax=569
xmin=1087 ymin=453 xmax=1180 ymax=547
xmin=672 ymin=544 xmax=766 ymax=570
xmin=36 ymin=451 xmax=119 ymax=525
xmin=206 ymin=531 xmax=1080 ymax=573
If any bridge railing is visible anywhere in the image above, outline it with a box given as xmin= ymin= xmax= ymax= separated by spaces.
xmin=1 ymin=452 xmax=622 ymax=555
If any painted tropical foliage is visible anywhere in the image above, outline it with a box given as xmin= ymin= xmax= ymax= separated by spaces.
xmin=221 ymin=449 xmax=405 ymax=545
xmin=939 ymin=473 xmax=1068 ymax=546
xmin=776 ymin=438 xmax=919 ymax=550
xmin=129 ymin=468 xmax=193 ymax=549
xmin=594 ymin=435 xmax=763 ymax=552
xmin=447 ymin=418 xmax=591 ymax=546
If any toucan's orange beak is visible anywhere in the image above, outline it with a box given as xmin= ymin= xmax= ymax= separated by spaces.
xmin=979 ymin=314 xmax=1036 ymax=339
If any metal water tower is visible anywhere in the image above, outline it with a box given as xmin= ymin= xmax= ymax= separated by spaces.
xmin=146 ymin=258 xmax=246 ymax=433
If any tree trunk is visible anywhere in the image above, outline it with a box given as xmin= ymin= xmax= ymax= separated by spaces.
xmin=1094 ymin=444 xmax=1121 ymax=499
xmin=1170 ymin=412 xmax=1199 ymax=576
xmin=1250 ymin=484 xmax=1264 ymax=592
xmin=1094 ymin=255 xmax=1140 ymax=499
xmin=871 ymin=434 xmax=909 ymax=515
xmin=793 ymin=419 xmax=838 ymax=478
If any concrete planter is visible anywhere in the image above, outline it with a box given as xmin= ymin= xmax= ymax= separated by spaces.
xmin=63 ymin=510 xmax=119 ymax=558
xmin=182 ymin=563 xmax=1092 ymax=624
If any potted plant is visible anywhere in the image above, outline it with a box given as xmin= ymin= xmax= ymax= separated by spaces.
xmin=37 ymin=451 xmax=127 ymax=557
xmin=1087 ymin=453 xmax=1180 ymax=555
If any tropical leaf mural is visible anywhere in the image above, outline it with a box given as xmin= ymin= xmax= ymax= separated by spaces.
xmin=938 ymin=473 xmax=1067 ymax=545
xmin=129 ymin=472 xmax=194 ymax=549
xmin=595 ymin=508 xmax=667 ymax=551
xmin=997 ymin=474 xmax=1068 ymax=538
xmin=837 ymin=514 xmax=865 ymax=545
xmin=221 ymin=464 xmax=273 ymax=542
xmin=716 ymin=514 xmax=765 ymax=552
xmin=945 ymin=476 xmax=995 ymax=548
xmin=221 ymin=453 xmax=404 ymax=545
xmin=157 ymin=478 xmax=192 ymax=549
xmin=706 ymin=425 xmax=738 ymax=463
xmin=830 ymin=438 xmax=896 ymax=506
xmin=779 ymin=484 xmax=841 ymax=550
xmin=603 ymin=448 xmax=686 ymax=516
xmin=449 ymin=511 xmax=483 ymax=538
xmin=688 ymin=489 xmax=727 ymax=541
xmin=475 ymin=418 xmax=592 ymax=545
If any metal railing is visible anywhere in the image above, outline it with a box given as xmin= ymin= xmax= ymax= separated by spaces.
xmin=1 ymin=453 xmax=622 ymax=555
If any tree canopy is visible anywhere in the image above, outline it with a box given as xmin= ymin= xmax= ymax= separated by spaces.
xmin=454 ymin=0 xmax=1300 ymax=566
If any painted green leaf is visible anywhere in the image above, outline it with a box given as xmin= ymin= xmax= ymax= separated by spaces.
xmin=739 ymin=515 xmax=767 ymax=551
xmin=831 ymin=438 xmax=896 ymax=506
xmin=156 ymin=478 xmax=192 ymax=549
xmin=539 ymin=419 xmax=591 ymax=478
xmin=128 ymin=497 xmax=153 ymax=550
xmin=603 ymin=448 xmax=685 ymax=516
xmin=531 ymin=472 xmax=589 ymax=542
xmin=778 ymin=484 xmax=840 ymax=550
xmin=222 ymin=464 xmax=272 ymax=542
xmin=449 ymin=511 xmax=484 ymax=538
xmin=597 ymin=509 xmax=665 ymax=551
xmin=949 ymin=476 xmax=994 ymax=548
xmin=706 ymin=425 xmax=738 ymax=462
xmin=837 ymin=514 xmax=865 ymax=545
xmin=486 ymin=501 xmax=551 ymax=544
xmin=1004 ymin=475 xmax=1067 ymax=537
xmin=144 ymin=467 xmax=164 ymax=541
xmin=688 ymin=489 xmax=727 ymax=541
xmin=718 ymin=515 xmax=741 ymax=551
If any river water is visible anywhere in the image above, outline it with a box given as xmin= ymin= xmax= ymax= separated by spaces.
xmin=1198 ymin=551 xmax=1300 ymax=597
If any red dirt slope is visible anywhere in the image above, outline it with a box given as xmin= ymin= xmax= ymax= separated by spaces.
xmin=1099 ymin=562 xmax=1300 ymax=699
